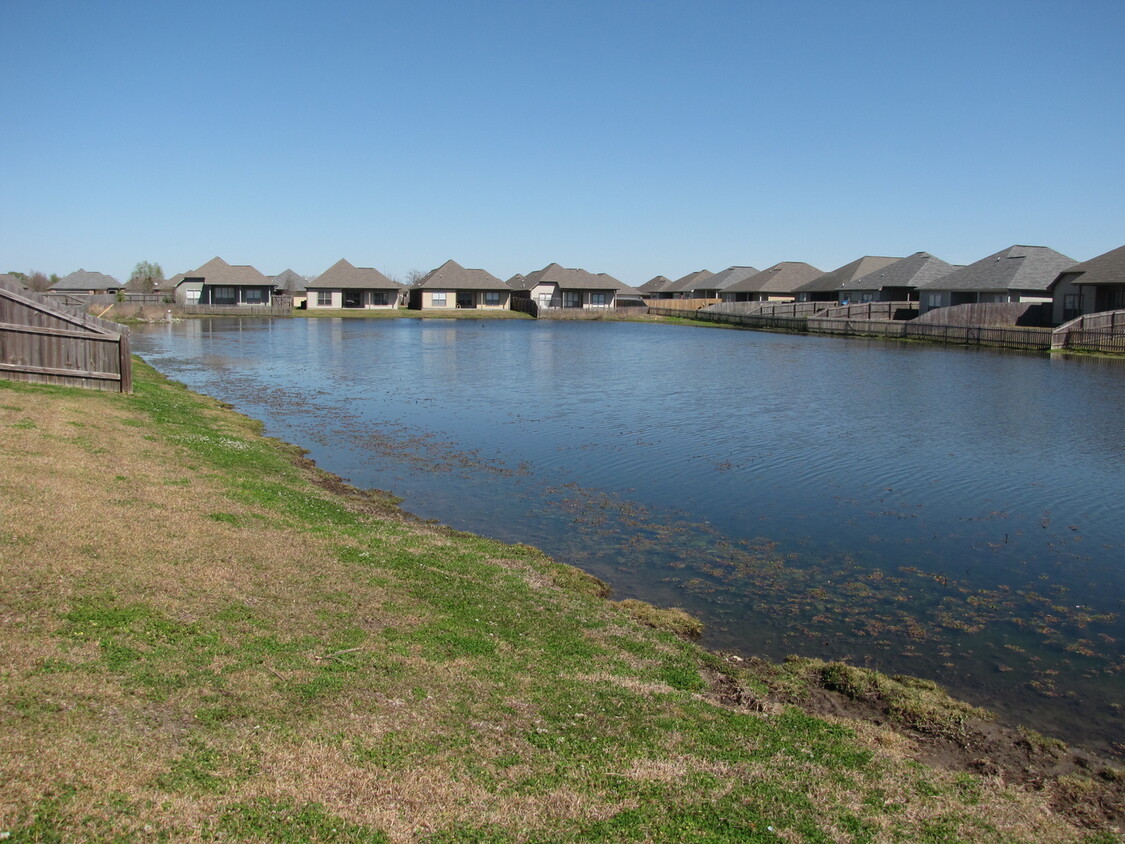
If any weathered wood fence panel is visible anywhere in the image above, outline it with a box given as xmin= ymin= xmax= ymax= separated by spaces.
xmin=650 ymin=306 xmax=1054 ymax=351
xmin=1051 ymin=310 xmax=1125 ymax=353
xmin=0 ymin=278 xmax=131 ymax=392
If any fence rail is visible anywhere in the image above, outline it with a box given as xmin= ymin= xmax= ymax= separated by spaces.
xmin=0 ymin=278 xmax=131 ymax=392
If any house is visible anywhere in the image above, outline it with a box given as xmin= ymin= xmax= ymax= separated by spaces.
xmin=305 ymin=259 xmax=404 ymax=309
xmin=509 ymin=263 xmax=624 ymax=309
xmin=661 ymin=270 xmax=714 ymax=299
xmin=637 ymin=276 xmax=672 ymax=299
xmin=692 ymin=266 xmax=761 ymax=299
xmin=49 ymin=269 xmax=123 ymax=295
xmin=1048 ymin=244 xmax=1125 ymax=324
xmin=793 ymin=256 xmax=901 ymax=303
xmin=270 ymin=269 xmax=307 ymax=308
xmin=408 ymin=260 xmax=510 ymax=310
xmin=840 ymin=252 xmax=957 ymax=303
xmin=720 ymin=262 xmax=823 ymax=302
xmin=914 ymin=245 xmax=1076 ymax=318
xmin=174 ymin=257 xmax=276 ymax=306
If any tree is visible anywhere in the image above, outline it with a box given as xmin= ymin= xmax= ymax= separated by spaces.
xmin=405 ymin=269 xmax=428 ymax=286
xmin=26 ymin=271 xmax=52 ymax=292
xmin=127 ymin=260 xmax=164 ymax=293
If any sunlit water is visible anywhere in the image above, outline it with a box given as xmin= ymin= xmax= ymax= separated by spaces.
xmin=132 ymin=317 xmax=1125 ymax=757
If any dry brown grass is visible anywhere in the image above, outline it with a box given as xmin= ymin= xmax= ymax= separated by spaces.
xmin=1 ymin=374 xmax=1117 ymax=842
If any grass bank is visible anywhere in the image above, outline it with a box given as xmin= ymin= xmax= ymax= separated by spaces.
xmin=0 ymin=364 xmax=1120 ymax=842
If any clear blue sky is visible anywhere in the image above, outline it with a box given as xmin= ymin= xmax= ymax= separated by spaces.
xmin=3 ymin=0 xmax=1123 ymax=285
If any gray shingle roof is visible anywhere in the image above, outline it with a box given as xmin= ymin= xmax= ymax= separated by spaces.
xmin=415 ymin=259 xmax=506 ymax=290
xmin=1055 ymin=244 xmax=1125 ymax=286
xmin=307 ymin=259 xmax=403 ymax=291
xmin=181 ymin=257 xmax=271 ymax=287
xmin=914 ymin=245 xmax=1076 ymax=293
xmin=51 ymin=269 xmax=122 ymax=290
xmin=698 ymin=266 xmax=761 ymax=292
xmin=271 ymin=269 xmax=305 ymax=289
xmin=722 ymin=262 xmax=823 ymax=294
xmin=663 ymin=269 xmax=714 ymax=294
xmin=795 ymin=256 xmax=901 ymax=294
xmin=637 ymin=275 xmax=672 ymax=294
xmin=844 ymin=252 xmax=957 ymax=292
xmin=517 ymin=263 xmax=624 ymax=290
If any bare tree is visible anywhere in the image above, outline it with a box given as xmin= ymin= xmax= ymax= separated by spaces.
xmin=26 ymin=271 xmax=52 ymax=292
xmin=405 ymin=269 xmax=428 ymax=286
xmin=127 ymin=260 xmax=164 ymax=293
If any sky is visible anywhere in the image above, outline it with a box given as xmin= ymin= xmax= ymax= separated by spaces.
xmin=3 ymin=0 xmax=1123 ymax=286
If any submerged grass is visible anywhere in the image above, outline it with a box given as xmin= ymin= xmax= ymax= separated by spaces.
xmin=0 ymin=362 xmax=1117 ymax=841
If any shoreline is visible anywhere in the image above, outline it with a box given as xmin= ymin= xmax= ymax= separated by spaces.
xmin=1 ymin=360 xmax=1121 ymax=839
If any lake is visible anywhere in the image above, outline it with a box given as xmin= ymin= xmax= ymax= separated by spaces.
xmin=131 ymin=317 xmax=1125 ymax=758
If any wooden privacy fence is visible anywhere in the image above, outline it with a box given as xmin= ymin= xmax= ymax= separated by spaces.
xmin=1051 ymin=310 xmax=1125 ymax=354
xmin=649 ymin=306 xmax=1055 ymax=351
xmin=0 ymin=277 xmax=131 ymax=392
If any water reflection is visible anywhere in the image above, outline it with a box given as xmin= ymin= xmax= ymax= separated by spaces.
xmin=132 ymin=318 xmax=1125 ymax=758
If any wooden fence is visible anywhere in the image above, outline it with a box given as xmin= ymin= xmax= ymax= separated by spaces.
xmin=1051 ymin=310 xmax=1125 ymax=354
xmin=0 ymin=277 xmax=131 ymax=392
xmin=649 ymin=306 xmax=1055 ymax=351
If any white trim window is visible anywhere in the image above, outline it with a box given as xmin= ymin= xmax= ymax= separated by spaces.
xmin=317 ymin=291 xmax=332 ymax=307
xmin=431 ymin=292 xmax=447 ymax=307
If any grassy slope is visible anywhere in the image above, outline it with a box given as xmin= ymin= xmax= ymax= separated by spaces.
xmin=0 ymin=364 xmax=1114 ymax=843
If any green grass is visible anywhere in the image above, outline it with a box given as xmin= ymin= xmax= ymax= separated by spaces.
xmin=0 ymin=364 xmax=1115 ymax=841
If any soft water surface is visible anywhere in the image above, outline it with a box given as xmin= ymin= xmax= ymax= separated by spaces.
xmin=132 ymin=317 xmax=1125 ymax=757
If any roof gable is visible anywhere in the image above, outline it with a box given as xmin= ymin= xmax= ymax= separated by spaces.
xmin=700 ymin=266 xmax=761 ymax=291
xmin=796 ymin=256 xmax=901 ymax=294
xmin=844 ymin=252 xmax=957 ymax=291
xmin=723 ymin=262 xmax=823 ymax=294
xmin=52 ymin=269 xmax=122 ymax=290
xmin=522 ymin=263 xmax=623 ymax=290
xmin=916 ymin=245 xmax=1076 ymax=293
xmin=664 ymin=270 xmax=714 ymax=294
xmin=1057 ymin=244 xmax=1125 ymax=286
xmin=182 ymin=257 xmax=270 ymax=287
xmin=416 ymin=259 xmax=505 ymax=290
xmin=309 ymin=259 xmax=402 ymax=290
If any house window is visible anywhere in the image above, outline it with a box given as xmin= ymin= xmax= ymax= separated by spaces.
xmin=212 ymin=286 xmax=236 ymax=305
xmin=244 ymin=288 xmax=264 ymax=303
xmin=590 ymin=292 xmax=607 ymax=307
xmin=432 ymin=292 xmax=447 ymax=307
xmin=562 ymin=291 xmax=581 ymax=308
xmin=484 ymin=291 xmax=500 ymax=306
xmin=371 ymin=291 xmax=389 ymax=306
xmin=1063 ymin=293 xmax=1080 ymax=322
xmin=317 ymin=291 xmax=332 ymax=307
xmin=538 ymin=293 xmax=553 ymax=307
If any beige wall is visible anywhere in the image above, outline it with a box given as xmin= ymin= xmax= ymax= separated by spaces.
xmin=420 ymin=289 xmax=511 ymax=309
xmin=306 ymin=289 xmax=398 ymax=309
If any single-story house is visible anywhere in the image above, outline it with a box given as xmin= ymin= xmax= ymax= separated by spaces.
xmin=637 ymin=276 xmax=672 ymax=299
xmin=174 ymin=257 xmax=276 ymax=306
xmin=509 ymin=263 xmax=625 ymax=309
xmin=408 ymin=259 xmax=510 ymax=310
xmin=49 ymin=269 xmax=123 ymax=295
xmin=840 ymin=252 xmax=957 ymax=303
xmin=794 ymin=256 xmax=901 ymax=303
xmin=914 ymin=245 xmax=1076 ymax=318
xmin=305 ymin=259 xmax=404 ymax=309
xmin=720 ymin=262 xmax=823 ymax=303
xmin=660 ymin=270 xmax=714 ymax=299
xmin=1048 ymin=244 xmax=1125 ymax=324
xmin=692 ymin=266 xmax=761 ymax=299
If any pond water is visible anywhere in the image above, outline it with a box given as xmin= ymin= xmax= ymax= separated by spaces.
xmin=131 ymin=317 xmax=1125 ymax=758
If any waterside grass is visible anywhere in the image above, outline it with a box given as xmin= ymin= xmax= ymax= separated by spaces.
xmin=0 ymin=362 xmax=1120 ymax=842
